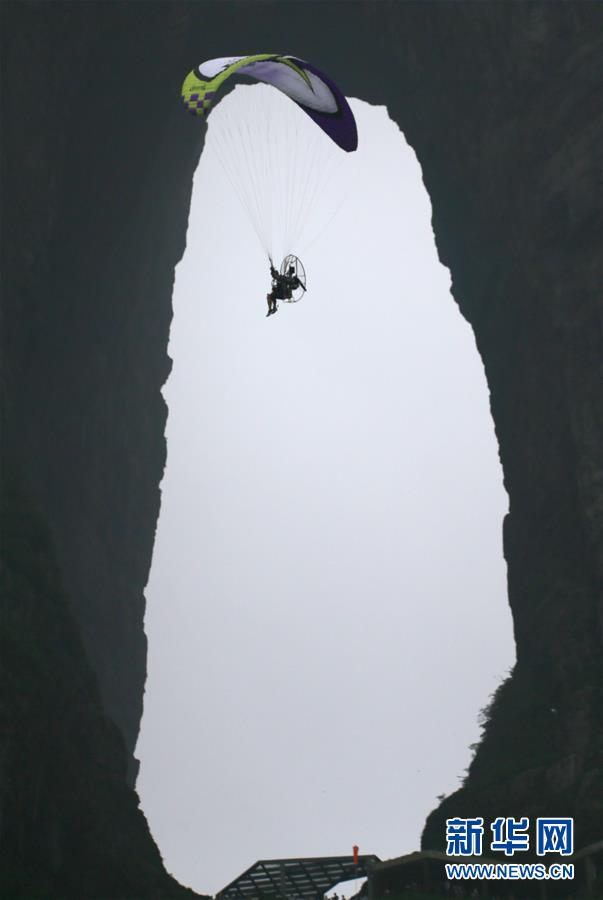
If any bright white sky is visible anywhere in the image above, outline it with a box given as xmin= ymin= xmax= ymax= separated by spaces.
xmin=136 ymin=96 xmax=515 ymax=898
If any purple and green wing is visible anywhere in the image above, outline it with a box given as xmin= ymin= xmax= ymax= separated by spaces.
xmin=181 ymin=54 xmax=358 ymax=152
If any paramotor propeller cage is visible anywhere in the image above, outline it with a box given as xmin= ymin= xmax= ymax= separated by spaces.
xmin=279 ymin=255 xmax=307 ymax=303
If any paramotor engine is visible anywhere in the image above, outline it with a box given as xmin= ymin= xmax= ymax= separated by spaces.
xmin=279 ymin=255 xmax=306 ymax=303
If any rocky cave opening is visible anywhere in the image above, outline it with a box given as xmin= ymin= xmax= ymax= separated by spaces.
xmin=135 ymin=96 xmax=513 ymax=896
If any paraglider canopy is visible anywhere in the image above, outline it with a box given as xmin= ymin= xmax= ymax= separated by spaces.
xmin=182 ymin=53 xmax=358 ymax=152
xmin=182 ymin=53 xmax=358 ymax=264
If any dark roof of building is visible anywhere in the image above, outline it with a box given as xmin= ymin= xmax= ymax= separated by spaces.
xmin=217 ymin=855 xmax=381 ymax=899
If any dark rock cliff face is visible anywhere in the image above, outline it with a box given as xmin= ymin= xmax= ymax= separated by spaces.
xmin=1 ymin=2 xmax=601 ymax=896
